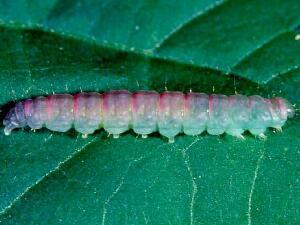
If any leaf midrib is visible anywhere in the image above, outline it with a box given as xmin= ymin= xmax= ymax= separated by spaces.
xmin=2 ymin=20 xmax=299 ymax=86
xmin=0 ymin=22 xmax=272 ymax=88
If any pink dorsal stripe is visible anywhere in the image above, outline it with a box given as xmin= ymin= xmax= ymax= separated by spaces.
xmin=24 ymin=100 xmax=31 ymax=118
xmin=46 ymin=96 xmax=52 ymax=120
xmin=208 ymin=95 xmax=213 ymax=118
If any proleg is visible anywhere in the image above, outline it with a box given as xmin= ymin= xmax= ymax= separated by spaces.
xmin=3 ymin=91 xmax=295 ymax=142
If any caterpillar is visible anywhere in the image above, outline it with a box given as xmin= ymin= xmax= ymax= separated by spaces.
xmin=3 ymin=90 xmax=295 ymax=143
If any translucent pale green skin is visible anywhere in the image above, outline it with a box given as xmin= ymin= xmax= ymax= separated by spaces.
xmin=3 ymin=91 xmax=294 ymax=141
xmin=74 ymin=92 xmax=102 ymax=134
xmin=131 ymin=91 xmax=159 ymax=135
xmin=158 ymin=92 xmax=184 ymax=139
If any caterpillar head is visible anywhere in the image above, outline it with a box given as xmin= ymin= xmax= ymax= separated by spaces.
xmin=3 ymin=102 xmax=27 ymax=135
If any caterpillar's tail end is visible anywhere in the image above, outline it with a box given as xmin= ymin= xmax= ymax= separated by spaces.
xmin=276 ymin=98 xmax=295 ymax=118
xmin=284 ymin=99 xmax=295 ymax=118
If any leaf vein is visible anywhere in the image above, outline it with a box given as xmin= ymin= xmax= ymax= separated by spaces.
xmin=152 ymin=0 xmax=229 ymax=51
xmin=247 ymin=150 xmax=265 ymax=225
xmin=181 ymin=137 xmax=201 ymax=225
xmin=0 ymin=136 xmax=98 ymax=217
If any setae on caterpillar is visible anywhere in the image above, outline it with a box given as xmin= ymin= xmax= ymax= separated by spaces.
xmin=3 ymin=90 xmax=295 ymax=143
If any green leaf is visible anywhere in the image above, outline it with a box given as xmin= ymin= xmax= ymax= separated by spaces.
xmin=0 ymin=0 xmax=300 ymax=224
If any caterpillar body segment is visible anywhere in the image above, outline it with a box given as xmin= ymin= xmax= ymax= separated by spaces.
xmin=132 ymin=91 xmax=159 ymax=136
xmin=74 ymin=92 xmax=102 ymax=134
xmin=158 ymin=92 xmax=184 ymax=142
xmin=3 ymin=91 xmax=295 ymax=142
xmin=46 ymin=94 xmax=74 ymax=132
xmin=102 ymin=90 xmax=131 ymax=138
xmin=183 ymin=93 xmax=208 ymax=136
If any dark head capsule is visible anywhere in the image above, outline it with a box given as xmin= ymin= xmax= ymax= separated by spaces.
xmin=3 ymin=102 xmax=26 ymax=135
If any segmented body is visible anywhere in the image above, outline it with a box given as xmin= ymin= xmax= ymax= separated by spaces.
xmin=3 ymin=90 xmax=295 ymax=142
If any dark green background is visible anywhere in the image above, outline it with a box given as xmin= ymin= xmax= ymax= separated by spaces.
xmin=0 ymin=0 xmax=300 ymax=224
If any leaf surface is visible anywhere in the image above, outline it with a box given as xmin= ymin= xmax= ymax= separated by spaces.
xmin=0 ymin=0 xmax=300 ymax=224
